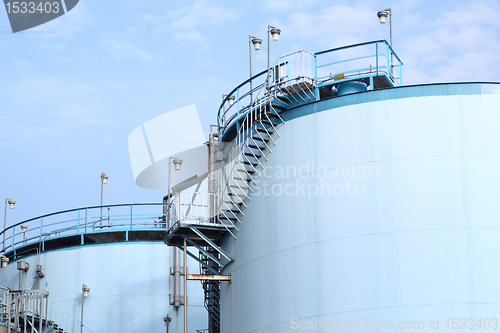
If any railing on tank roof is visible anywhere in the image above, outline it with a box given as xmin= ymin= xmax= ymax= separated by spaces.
xmin=217 ymin=40 xmax=403 ymax=136
xmin=0 ymin=203 xmax=168 ymax=256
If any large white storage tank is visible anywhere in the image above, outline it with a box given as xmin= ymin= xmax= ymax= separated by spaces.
xmin=219 ymin=81 xmax=500 ymax=332
xmin=0 ymin=203 xmax=207 ymax=333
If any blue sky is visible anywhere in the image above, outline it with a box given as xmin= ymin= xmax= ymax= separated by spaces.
xmin=1 ymin=0 xmax=500 ymax=223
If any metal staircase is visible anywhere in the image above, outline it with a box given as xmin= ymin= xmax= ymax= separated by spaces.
xmin=166 ymin=51 xmax=326 ymax=333
xmin=165 ymin=91 xmax=286 ymax=333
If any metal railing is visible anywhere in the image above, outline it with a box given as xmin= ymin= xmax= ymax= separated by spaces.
xmin=315 ymin=40 xmax=403 ymax=89
xmin=169 ymin=191 xmax=216 ymax=229
xmin=0 ymin=203 xmax=168 ymax=256
xmin=0 ymin=289 xmax=94 ymax=333
xmin=217 ymin=40 xmax=403 ymax=136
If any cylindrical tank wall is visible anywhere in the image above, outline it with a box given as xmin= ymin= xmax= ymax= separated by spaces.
xmin=0 ymin=242 xmax=206 ymax=332
xmin=220 ymin=84 xmax=500 ymax=332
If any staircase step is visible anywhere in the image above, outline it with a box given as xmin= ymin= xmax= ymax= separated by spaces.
xmin=270 ymin=103 xmax=286 ymax=111
xmin=218 ymin=214 xmax=237 ymax=221
xmin=227 ymin=193 xmax=247 ymax=202
xmin=237 ymin=168 xmax=255 ymax=174
xmin=230 ymin=184 xmax=249 ymax=189
xmin=223 ymin=200 xmax=241 ymax=206
xmin=232 ymin=176 xmax=250 ymax=182
xmin=260 ymin=119 xmax=278 ymax=127
xmin=243 ymin=152 xmax=262 ymax=158
xmin=240 ymin=160 xmax=258 ymax=166
xmin=250 ymin=135 xmax=266 ymax=142
xmin=256 ymin=126 xmax=274 ymax=133
xmin=266 ymin=112 xmax=281 ymax=118
xmin=247 ymin=144 xmax=265 ymax=150
xmin=276 ymin=95 xmax=290 ymax=103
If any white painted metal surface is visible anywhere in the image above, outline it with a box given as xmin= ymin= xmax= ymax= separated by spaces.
xmin=0 ymin=243 xmax=206 ymax=333
xmin=220 ymin=85 xmax=500 ymax=332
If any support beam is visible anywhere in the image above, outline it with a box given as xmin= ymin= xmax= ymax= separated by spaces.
xmin=187 ymin=274 xmax=231 ymax=281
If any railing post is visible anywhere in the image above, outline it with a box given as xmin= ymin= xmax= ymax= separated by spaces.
xmin=386 ymin=42 xmax=390 ymax=76
xmin=399 ymin=62 xmax=402 ymax=86
xmin=77 ymin=210 xmax=80 ymax=234
xmin=376 ymin=42 xmax=379 ymax=76
xmin=40 ymin=217 xmax=43 ymax=242
xmin=130 ymin=205 xmax=133 ymax=231
xmin=313 ymin=54 xmax=319 ymax=100
xmin=236 ymin=88 xmax=240 ymax=134
xmin=85 ymin=208 xmax=88 ymax=234
xmin=11 ymin=226 xmax=15 ymax=252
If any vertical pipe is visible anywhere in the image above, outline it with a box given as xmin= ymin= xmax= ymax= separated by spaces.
xmin=39 ymin=295 xmax=43 ymax=333
xmin=183 ymin=238 xmax=188 ymax=333
xmin=100 ymin=176 xmax=103 ymax=226
xmin=3 ymin=200 xmax=7 ymax=250
xmin=389 ymin=9 xmax=393 ymax=75
xmin=31 ymin=294 xmax=34 ymax=333
xmin=174 ymin=248 xmax=180 ymax=307
xmin=168 ymin=157 xmax=172 ymax=229
xmin=19 ymin=269 xmax=22 ymax=290
xmin=249 ymin=35 xmax=253 ymax=104
xmin=267 ymin=25 xmax=270 ymax=94
xmin=80 ymin=291 xmax=84 ymax=333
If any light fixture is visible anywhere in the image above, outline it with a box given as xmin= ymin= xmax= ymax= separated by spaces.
xmin=101 ymin=172 xmax=108 ymax=184
xmin=377 ymin=10 xmax=388 ymax=24
xmin=267 ymin=25 xmax=282 ymax=93
xmin=227 ymin=95 xmax=235 ymax=106
xmin=251 ymin=37 xmax=262 ymax=50
xmin=172 ymin=158 xmax=183 ymax=171
xmin=21 ymin=224 xmax=28 ymax=233
xmin=270 ymin=27 xmax=281 ymax=41
xmin=249 ymin=35 xmax=261 ymax=104
xmin=0 ymin=255 xmax=9 ymax=267
xmin=8 ymin=199 xmax=15 ymax=209
xmin=82 ymin=284 xmax=90 ymax=297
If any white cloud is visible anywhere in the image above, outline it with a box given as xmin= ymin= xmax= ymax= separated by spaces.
xmin=0 ymin=76 xmax=114 ymax=161
xmin=155 ymin=0 xmax=238 ymax=51
xmin=400 ymin=2 xmax=500 ymax=84
xmin=101 ymin=39 xmax=155 ymax=62
xmin=263 ymin=0 xmax=320 ymax=11
xmin=40 ymin=1 xmax=93 ymax=36
xmin=281 ymin=5 xmax=377 ymax=50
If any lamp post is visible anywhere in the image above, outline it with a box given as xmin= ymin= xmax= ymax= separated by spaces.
xmin=3 ymin=198 xmax=15 ymax=251
xmin=100 ymin=172 xmax=108 ymax=226
xmin=249 ymin=35 xmax=262 ymax=104
xmin=377 ymin=8 xmax=393 ymax=73
xmin=81 ymin=284 xmax=90 ymax=333
xmin=267 ymin=25 xmax=281 ymax=95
